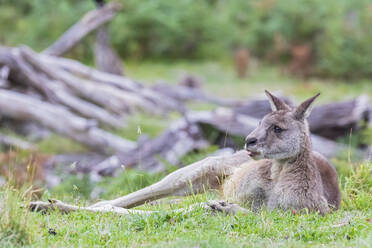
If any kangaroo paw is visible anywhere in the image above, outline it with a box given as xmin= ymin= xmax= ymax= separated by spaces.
xmin=205 ymin=200 xmax=248 ymax=215
xmin=29 ymin=199 xmax=78 ymax=214
xmin=29 ymin=199 xmax=60 ymax=213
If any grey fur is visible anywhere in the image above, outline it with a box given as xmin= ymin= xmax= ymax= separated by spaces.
xmin=224 ymin=91 xmax=340 ymax=215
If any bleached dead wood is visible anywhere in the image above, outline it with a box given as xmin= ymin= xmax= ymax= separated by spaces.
xmin=22 ymin=47 xmax=180 ymax=115
xmin=92 ymin=119 xmax=209 ymax=177
xmin=234 ymin=97 xmax=293 ymax=119
xmin=0 ymin=134 xmax=35 ymax=150
xmin=0 ymin=46 xmax=58 ymax=102
xmin=235 ymin=96 xmax=370 ymax=140
xmin=152 ymin=83 xmax=245 ymax=107
xmin=46 ymin=81 xmax=124 ymax=127
xmin=0 ymin=45 xmax=188 ymax=154
xmin=0 ymin=66 xmax=10 ymax=88
xmin=0 ymin=89 xmax=135 ymax=154
xmin=90 ymin=107 xmax=357 ymax=177
xmin=308 ymin=95 xmax=370 ymax=139
xmin=0 ymin=118 xmax=50 ymax=142
xmin=38 ymin=54 xmax=186 ymax=113
xmin=39 ymin=54 xmax=140 ymax=90
xmin=186 ymin=108 xmax=356 ymax=159
xmin=43 ymin=2 xmax=122 ymax=56
xmin=94 ymin=26 xmax=124 ymax=76
xmin=0 ymin=47 xmax=124 ymax=127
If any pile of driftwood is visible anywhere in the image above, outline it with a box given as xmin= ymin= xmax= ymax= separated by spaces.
xmin=0 ymin=2 xmax=371 ymax=188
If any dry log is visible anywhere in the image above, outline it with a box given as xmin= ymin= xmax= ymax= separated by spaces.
xmin=0 ymin=117 xmax=50 ymax=142
xmin=92 ymin=119 xmax=209 ymax=177
xmin=0 ymin=47 xmax=58 ymax=102
xmin=38 ymin=54 xmax=186 ymax=113
xmin=234 ymin=97 xmax=293 ymax=119
xmin=0 ymin=89 xmax=135 ymax=154
xmin=46 ymin=81 xmax=124 ymax=127
xmin=45 ymin=153 xmax=107 ymax=176
xmin=366 ymin=146 xmax=372 ymax=161
xmin=22 ymin=47 xmax=177 ymax=115
xmin=0 ymin=66 xmax=10 ymax=88
xmin=0 ymin=134 xmax=35 ymax=150
xmin=308 ymin=95 xmax=370 ymax=139
xmin=94 ymin=26 xmax=124 ymax=76
xmin=235 ymin=96 xmax=370 ymax=140
xmin=152 ymin=83 xmax=245 ymax=107
xmin=186 ymin=108 xmax=358 ymax=159
xmin=43 ymin=2 xmax=122 ymax=56
xmin=368 ymin=105 xmax=372 ymax=124
xmin=92 ymin=107 xmax=358 ymax=177
xmin=0 ymin=47 xmax=124 ymax=127
xmin=93 ymin=0 xmax=123 ymax=75
xmin=39 ymin=54 xmax=140 ymax=90
xmin=23 ymin=47 xmax=129 ymax=113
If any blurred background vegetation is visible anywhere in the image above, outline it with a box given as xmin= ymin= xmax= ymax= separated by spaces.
xmin=1 ymin=0 xmax=372 ymax=78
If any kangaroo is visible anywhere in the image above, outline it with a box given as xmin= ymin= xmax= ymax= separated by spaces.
xmin=234 ymin=48 xmax=250 ymax=78
xmin=29 ymin=91 xmax=340 ymax=216
xmin=222 ymin=91 xmax=340 ymax=214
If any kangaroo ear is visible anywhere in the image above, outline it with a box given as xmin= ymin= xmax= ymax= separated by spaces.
xmin=265 ymin=90 xmax=290 ymax=112
xmin=293 ymin=93 xmax=320 ymax=120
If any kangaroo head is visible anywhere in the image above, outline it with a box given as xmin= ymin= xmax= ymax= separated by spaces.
xmin=245 ymin=90 xmax=319 ymax=161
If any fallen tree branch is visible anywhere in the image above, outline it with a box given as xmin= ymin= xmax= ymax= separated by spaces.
xmin=186 ymin=108 xmax=362 ymax=159
xmin=0 ymin=134 xmax=35 ymax=150
xmin=0 ymin=46 xmax=125 ymax=127
xmin=38 ymin=54 xmax=186 ymax=113
xmin=23 ymin=46 xmax=178 ymax=115
xmin=94 ymin=26 xmax=124 ymax=75
xmin=92 ymin=119 xmax=209 ymax=177
xmin=308 ymin=95 xmax=370 ymax=139
xmin=0 ymin=89 xmax=135 ymax=154
xmin=0 ymin=47 xmax=58 ymax=102
xmin=91 ymin=108 xmax=358 ymax=177
xmin=235 ymin=96 xmax=370 ymax=140
xmin=152 ymin=83 xmax=245 ymax=107
xmin=234 ymin=96 xmax=293 ymax=119
xmin=43 ymin=2 xmax=122 ymax=56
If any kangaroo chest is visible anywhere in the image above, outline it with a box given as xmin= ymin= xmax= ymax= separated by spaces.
xmin=267 ymin=162 xmax=327 ymax=211
xmin=224 ymin=159 xmax=326 ymax=212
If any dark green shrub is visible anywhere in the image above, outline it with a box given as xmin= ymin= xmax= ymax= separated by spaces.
xmin=1 ymin=0 xmax=371 ymax=78
xmin=111 ymin=0 xmax=227 ymax=59
xmin=225 ymin=0 xmax=372 ymax=78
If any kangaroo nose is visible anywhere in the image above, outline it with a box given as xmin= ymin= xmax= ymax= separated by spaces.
xmin=245 ymin=137 xmax=257 ymax=147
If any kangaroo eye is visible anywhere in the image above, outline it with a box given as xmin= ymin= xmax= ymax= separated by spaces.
xmin=273 ymin=125 xmax=283 ymax=133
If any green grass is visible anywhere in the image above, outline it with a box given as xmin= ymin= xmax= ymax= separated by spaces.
xmin=1 ymin=61 xmax=372 ymax=247
xmin=124 ymin=60 xmax=372 ymax=102
xmin=0 ymin=161 xmax=371 ymax=248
